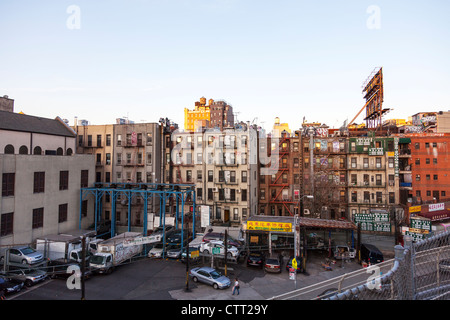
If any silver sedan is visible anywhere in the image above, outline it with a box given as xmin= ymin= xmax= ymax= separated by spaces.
xmin=189 ymin=267 xmax=231 ymax=289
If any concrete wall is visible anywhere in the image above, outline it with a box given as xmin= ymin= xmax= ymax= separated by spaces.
xmin=0 ymin=154 xmax=95 ymax=246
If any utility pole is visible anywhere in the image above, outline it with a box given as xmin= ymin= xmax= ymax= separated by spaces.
xmin=81 ymin=236 xmax=86 ymax=300
xmin=224 ymin=230 xmax=228 ymax=276
xmin=185 ymin=219 xmax=190 ymax=292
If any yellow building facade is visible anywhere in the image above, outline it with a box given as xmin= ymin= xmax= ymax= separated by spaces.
xmin=184 ymin=97 xmax=211 ymax=131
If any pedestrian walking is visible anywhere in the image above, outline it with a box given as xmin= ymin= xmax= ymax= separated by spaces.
xmin=232 ymin=278 xmax=240 ymax=295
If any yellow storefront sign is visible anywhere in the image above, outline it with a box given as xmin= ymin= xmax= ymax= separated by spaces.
xmin=409 ymin=206 xmax=421 ymax=213
xmin=247 ymin=221 xmax=292 ymax=232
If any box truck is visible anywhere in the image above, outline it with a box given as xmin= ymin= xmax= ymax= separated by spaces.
xmin=89 ymin=232 xmax=143 ymax=274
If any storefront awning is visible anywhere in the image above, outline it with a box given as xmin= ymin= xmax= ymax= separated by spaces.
xmin=399 ymin=137 xmax=411 ymax=144
xmin=418 ymin=210 xmax=450 ymax=221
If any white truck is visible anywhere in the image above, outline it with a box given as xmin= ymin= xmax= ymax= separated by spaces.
xmin=89 ymin=232 xmax=143 ymax=274
xmin=35 ymin=233 xmax=93 ymax=264
xmin=333 ymin=245 xmax=356 ymax=260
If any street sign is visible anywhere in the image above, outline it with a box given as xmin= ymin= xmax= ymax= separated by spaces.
xmin=289 ymin=268 xmax=295 ymax=280
xmin=212 ymin=247 xmax=220 ymax=255
xmin=292 ymin=258 xmax=297 ymax=270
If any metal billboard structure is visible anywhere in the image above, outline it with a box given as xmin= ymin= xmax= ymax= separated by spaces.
xmin=349 ymin=67 xmax=390 ymax=128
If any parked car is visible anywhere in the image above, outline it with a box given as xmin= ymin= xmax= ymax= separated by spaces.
xmin=0 ymin=275 xmax=24 ymax=295
xmin=286 ymin=256 xmax=304 ymax=273
xmin=167 ymin=231 xmax=192 ymax=245
xmin=148 ymin=243 xmax=177 ymax=258
xmin=247 ymin=251 xmax=265 ymax=267
xmin=152 ymin=225 xmax=175 ymax=238
xmin=200 ymin=240 xmax=240 ymax=258
xmin=360 ymin=243 xmax=384 ymax=265
xmin=202 ymin=232 xmax=243 ymax=248
xmin=167 ymin=247 xmax=183 ymax=259
xmin=189 ymin=266 xmax=231 ymax=289
xmin=7 ymin=269 xmax=47 ymax=287
xmin=47 ymin=260 xmax=92 ymax=280
xmin=264 ymin=254 xmax=283 ymax=273
xmin=0 ymin=246 xmax=44 ymax=265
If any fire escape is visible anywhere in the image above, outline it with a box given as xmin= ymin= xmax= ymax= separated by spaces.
xmin=269 ymin=133 xmax=294 ymax=215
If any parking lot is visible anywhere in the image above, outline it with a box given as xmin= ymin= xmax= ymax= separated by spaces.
xmin=4 ymin=248 xmax=378 ymax=301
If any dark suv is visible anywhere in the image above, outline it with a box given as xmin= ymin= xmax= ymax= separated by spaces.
xmin=360 ymin=243 xmax=384 ymax=265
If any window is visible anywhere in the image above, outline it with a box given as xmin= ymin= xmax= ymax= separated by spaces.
xmin=186 ymin=170 xmax=192 ymax=182
xmin=233 ymin=208 xmax=239 ymax=220
xmin=197 ymin=170 xmax=202 ymax=181
xmin=2 ymin=173 xmax=15 ymax=197
xmin=241 ymin=171 xmax=247 ymax=183
xmin=97 ymin=135 xmax=102 ymax=147
xmin=351 ymin=191 xmax=357 ymax=202
xmin=1 ymin=212 xmax=13 ymax=236
xmin=208 ymin=170 xmax=213 ymax=182
xmin=208 ymin=188 xmax=213 ymax=201
xmin=197 ymin=188 xmax=202 ymax=200
xmin=106 ymin=153 xmax=111 ymax=165
xmin=32 ymin=208 xmax=44 ymax=229
xmin=87 ymin=135 xmax=92 ymax=147
xmin=433 ymin=142 xmax=437 ymax=148
xmin=351 ymin=158 xmax=357 ymax=168
xmin=146 ymin=133 xmax=153 ymax=146
xmin=416 ymin=174 xmax=421 ymax=181
xmin=363 ymin=158 xmax=369 ymax=168
xmin=376 ymin=158 xmax=382 ymax=168
xmin=433 ymin=158 xmax=437 ymax=164
xmin=241 ymin=189 xmax=247 ymax=202
xmin=59 ymin=171 xmax=69 ymax=190
xmin=230 ymin=189 xmax=236 ymax=201
xmin=34 ymin=172 xmax=45 ymax=193
xmin=425 ymin=142 xmax=429 ymax=148
xmin=433 ymin=174 xmax=438 ymax=181
xmin=260 ymin=189 xmax=265 ymax=200
xmin=415 ymin=158 xmax=420 ymax=165
xmin=81 ymin=200 xmax=88 ymax=217
xmin=106 ymin=134 xmax=111 ymax=146
xmin=81 ymin=170 xmax=89 ymax=188
xmin=376 ymin=174 xmax=382 ymax=186
xmin=389 ymin=192 xmax=395 ymax=204
xmin=415 ymin=143 xmax=420 ymax=149
xmin=58 ymin=204 xmax=68 ymax=223
xmin=376 ymin=192 xmax=383 ymax=204
xmin=4 ymin=144 xmax=14 ymax=154
xmin=117 ymin=134 xmax=122 ymax=146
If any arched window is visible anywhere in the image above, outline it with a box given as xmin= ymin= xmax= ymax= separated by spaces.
xmin=33 ymin=146 xmax=42 ymax=155
xmin=67 ymin=148 xmax=73 ymax=156
xmin=19 ymin=145 xmax=28 ymax=154
xmin=57 ymin=147 xmax=64 ymax=155
xmin=4 ymin=144 xmax=14 ymax=154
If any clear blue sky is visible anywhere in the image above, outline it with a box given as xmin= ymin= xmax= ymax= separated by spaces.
xmin=1 ymin=0 xmax=450 ymax=130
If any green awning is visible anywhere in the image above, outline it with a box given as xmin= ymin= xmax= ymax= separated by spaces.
xmin=399 ymin=138 xmax=411 ymax=144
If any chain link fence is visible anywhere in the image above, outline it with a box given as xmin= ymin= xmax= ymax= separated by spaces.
xmin=327 ymin=230 xmax=450 ymax=300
